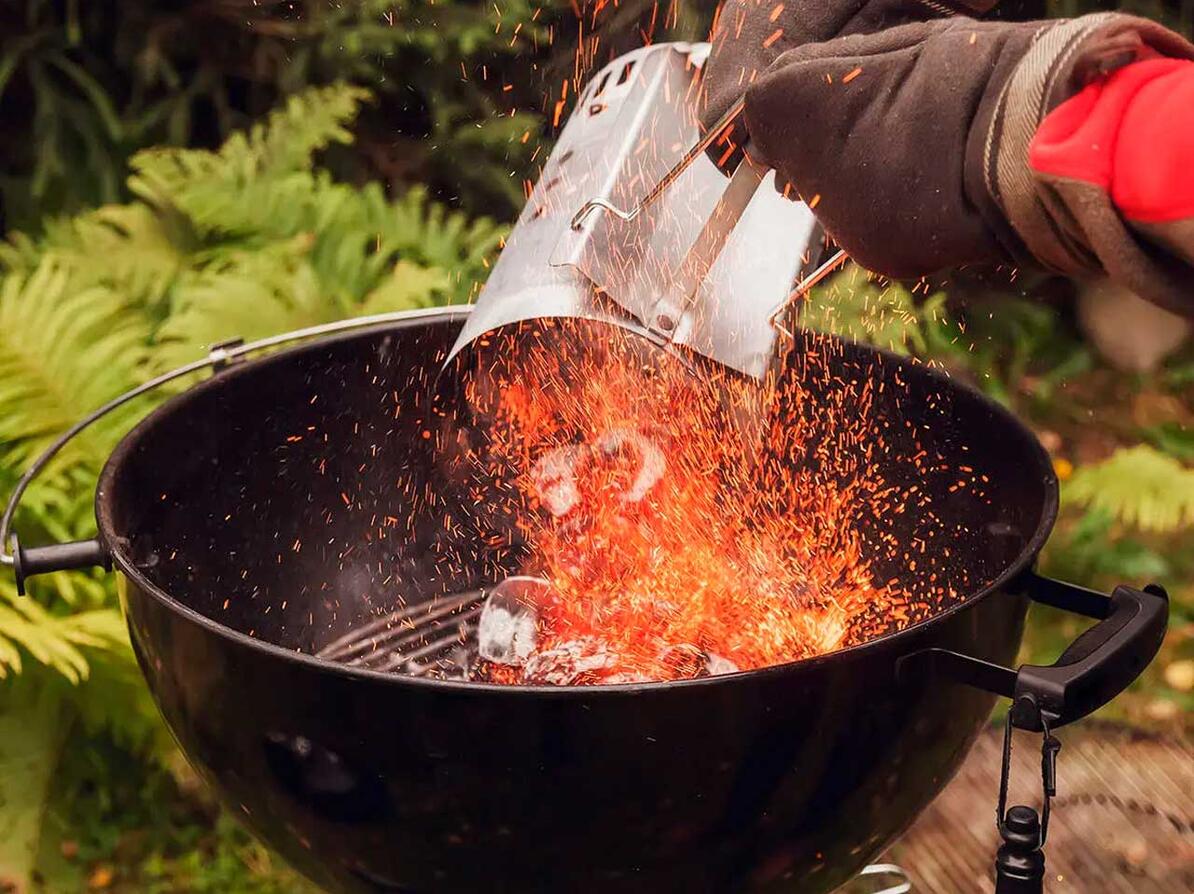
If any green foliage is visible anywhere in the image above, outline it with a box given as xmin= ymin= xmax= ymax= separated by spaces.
xmin=1039 ymin=507 xmax=1172 ymax=586
xmin=1163 ymin=354 xmax=1194 ymax=390
xmin=1 ymin=1 xmax=1191 ymax=884
xmin=133 ymin=813 xmax=312 ymax=894
xmin=947 ymin=297 xmax=1091 ymax=405
xmin=0 ymin=597 xmax=173 ymax=889
xmin=0 ymin=677 xmax=69 ymax=892
xmin=0 ymin=580 xmax=127 ymax=684
xmin=3 ymin=84 xmax=502 ymax=369
xmin=1049 ymin=0 xmax=1194 ymax=31
xmin=33 ymin=732 xmax=313 ymax=893
xmin=1065 ymin=445 xmax=1194 ymax=533
xmin=0 ymin=76 xmax=487 ymax=687
xmin=126 ymin=85 xmax=374 ymax=233
xmin=801 ymin=265 xmax=947 ymax=356
xmin=0 ymin=262 xmax=150 ymax=472
xmin=0 ymin=0 xmax=728 ymax=230
xmin=1141 ymin=421 xmax=1194 ymax=461
xmin=802 ymin=264 xmax=1090 ymax=403
xmin=0 ymin=0 xmax=552 ymax=229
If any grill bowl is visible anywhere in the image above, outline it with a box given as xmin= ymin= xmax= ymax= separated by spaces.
xmin=96 ymin=309 xmax=1058 ymax=893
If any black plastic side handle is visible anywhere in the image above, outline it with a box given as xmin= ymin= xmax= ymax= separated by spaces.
xmin=898 ymin=574 xmax=1169 ymax=732
xmin=1011 ymin=576 xmax=1168 ymax=731
xmin=11 ymin=535 xmax=111 ymax=595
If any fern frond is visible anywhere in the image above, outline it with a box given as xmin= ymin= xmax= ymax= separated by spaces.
xmin=158 ymin=169 xmax=327 ymax=243
xmin=10 ymin=465 xmax=96 ymax=541
xmin=0 ymin=231 xmax=46 ymax=274
xmin=386 ymin=185 xmax=505 ymax=284
xmin=0 ymin=581 xmax=125 ymax=683
xmin=302 ymin=181 xmax=502 ymax=302
xmin=359 ymin=260 xmax=452 ymax=314
xmin=153 ymin=255 xmax=349 ymax=368
xmin=155 ymin=253 xmax=451 ymax=368
xmin=36 ymin=204 xmax=190 ymax=307
xmin=0 ymin=262 xmax=150 ymax=472
xmin=0 ymin=82 xmax=497 ymax=701
xmin=128 ymin=84 xmax=370 ymax=231
xmin=1065 ymin=445 xmax=1194 ymax=533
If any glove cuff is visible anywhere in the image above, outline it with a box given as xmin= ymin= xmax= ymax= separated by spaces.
xmin=972 ymin=13 xmax=1194 ymax=278
xmin=918 ymin=0 xmax=998 ymax=13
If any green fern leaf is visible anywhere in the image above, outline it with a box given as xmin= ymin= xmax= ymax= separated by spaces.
xmin=301 ymin=181 xmax=504 ymax=303
xmin=385 ymin=185 xmax=505 ymax=288
xmin=156 ymin=254 xmax=452 ymax=368
xmin=1064 ymin=445 xmax=1194 ymax=533
xmin=8 ymin=466 xmax=102 ymax=569
xmin=0 ymin=231 xmax=45 ymax=274
xmin=153 ymin=255 xmax=348 ymax=368
xmin=0 ymin=262 xmax=150 ymax=472
xmin=0 ymin=590 xmax=85 ymax=684
xmin=36 ymin=204 xmax=190 ymax=307
xmin=359 ymin=261 xmax=452 ymax=314
xmin=1 ymin=566 xmax=131 ymax=681
xmin=128 ymin=84 xmax=370 ymax=231
xmin=0 ymin=81 xmax=504 ymax=707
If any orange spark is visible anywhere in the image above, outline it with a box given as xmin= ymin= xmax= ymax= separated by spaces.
xmin=443 ymin=320 xmax=950 ymax=684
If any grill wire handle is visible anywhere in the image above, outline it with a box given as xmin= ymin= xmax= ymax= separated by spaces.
xmin=0 ymin=308 xmax=464 ymax=581
xmin=569 ymin=97 xmax=749 ymax=231
xmin=569 ymin=96 xmax=851 ymax=335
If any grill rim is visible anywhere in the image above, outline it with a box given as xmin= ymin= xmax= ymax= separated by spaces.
xmin=96 ymin=306 xmax=1060 ymax=695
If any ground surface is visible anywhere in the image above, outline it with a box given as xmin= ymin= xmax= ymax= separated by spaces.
xmin=889 ymin=723 xmax=1194 ymax=893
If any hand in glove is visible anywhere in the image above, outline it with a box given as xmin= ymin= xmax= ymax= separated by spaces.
xmin=701 ymin=0 xmax=999 ymax=132
xmin=709 ymin=12 xmax=1194 ymax=315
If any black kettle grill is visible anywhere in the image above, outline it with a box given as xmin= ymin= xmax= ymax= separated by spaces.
xmin=1 ymin=308 xmax=1167 ymax=893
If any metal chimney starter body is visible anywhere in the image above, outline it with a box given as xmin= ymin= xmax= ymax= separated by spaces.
xmin=446 ymin=42 xmax=824 ymax=381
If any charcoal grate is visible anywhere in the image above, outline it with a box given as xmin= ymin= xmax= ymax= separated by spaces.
xmin=316 ymin=589 xmax=485 ymax=677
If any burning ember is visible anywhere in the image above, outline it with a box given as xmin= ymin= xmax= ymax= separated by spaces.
xmin=430 ymin=318 xmax=951 ymax=685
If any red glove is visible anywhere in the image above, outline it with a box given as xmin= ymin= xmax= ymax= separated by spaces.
xmin=1030 ymin=57 xmax=1194 ymax=314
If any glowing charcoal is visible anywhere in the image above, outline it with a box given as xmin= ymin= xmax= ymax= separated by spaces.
xmin=705 ymin=653 xmax=740 ymax=677
xmin=531 ymin=446 xmax=585 ymax=517
xmin=531 ymin=428 xmax=665 ymax=519
xmin=659 ymin=644 xmax=739 ymax=678
xmin=523 ymin=637 xmax=617 ymax=685
xmin=450 ymin=319 xmax=949 ymax=684
xmin=477 ymin=577 xmax=551 ymax=666
xmin=593 ymin=428 xmax=666 ymax=504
